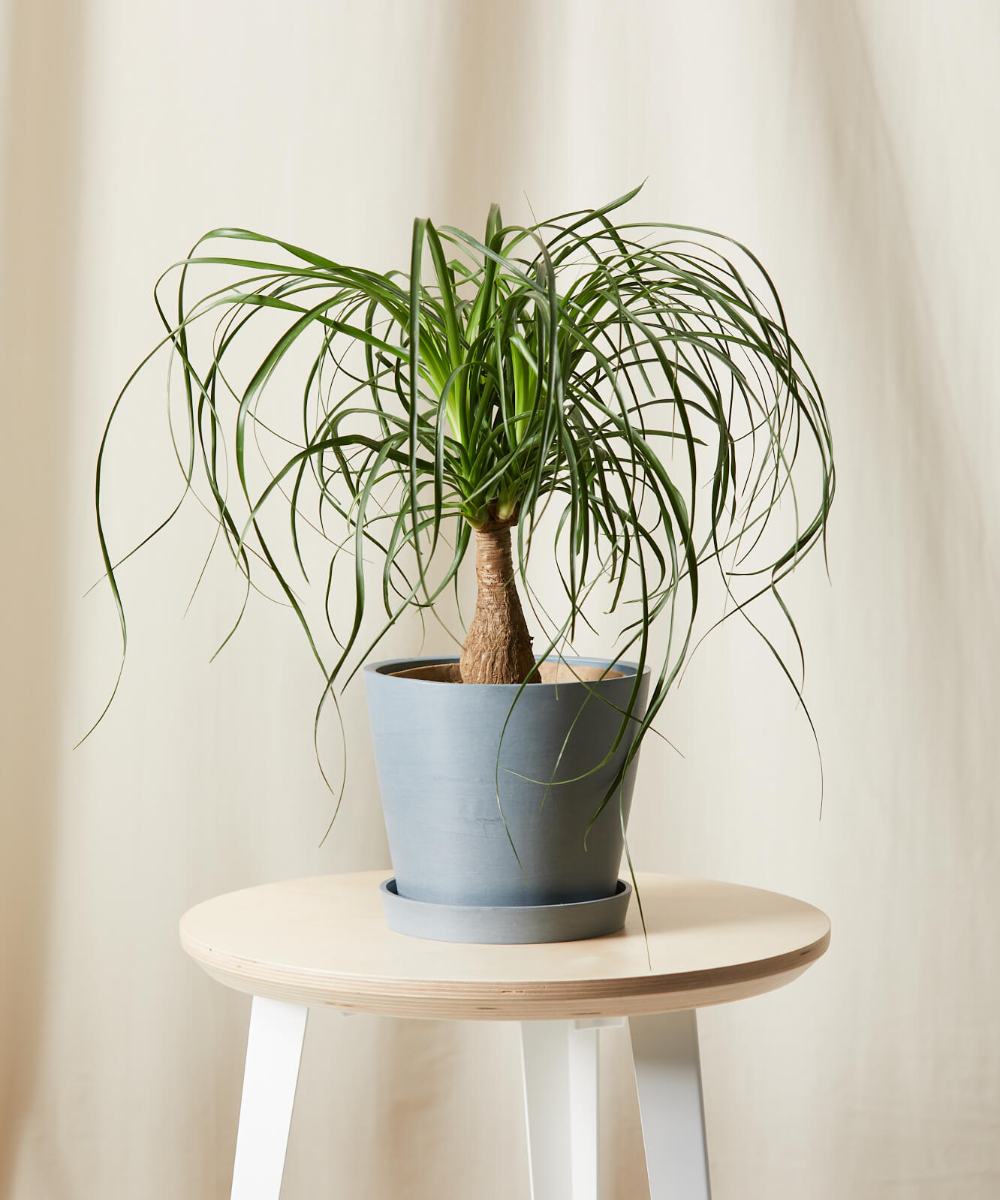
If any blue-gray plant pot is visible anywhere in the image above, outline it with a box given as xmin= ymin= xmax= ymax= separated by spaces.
xmin=363 ymin=655 xmax=650 ymax=941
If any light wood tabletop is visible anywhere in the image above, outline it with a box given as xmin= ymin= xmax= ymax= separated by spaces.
xmin=180 ymin=872 xmax=830 ymax=1021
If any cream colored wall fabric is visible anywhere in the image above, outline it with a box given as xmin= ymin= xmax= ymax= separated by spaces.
xmin=2 ymin=1 xmax=998 ymax=1196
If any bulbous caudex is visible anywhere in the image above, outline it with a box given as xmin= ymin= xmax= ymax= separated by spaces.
xmin=459 ymin=504 xmax=538 ymax=686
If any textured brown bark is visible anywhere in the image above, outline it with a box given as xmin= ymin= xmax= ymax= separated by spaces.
xmin=459 ymin=517 xmax=538 ymax=685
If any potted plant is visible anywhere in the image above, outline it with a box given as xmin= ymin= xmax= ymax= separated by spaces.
xmin=93 ymin=186 xmax=835 ymax=943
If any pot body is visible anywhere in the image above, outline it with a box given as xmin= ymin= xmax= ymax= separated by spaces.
xmin=363 ymin=656 xmax=649 ymax=907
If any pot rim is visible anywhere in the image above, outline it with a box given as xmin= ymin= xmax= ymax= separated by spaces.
xmin=363 ymin=654 xmax=649 ymax=689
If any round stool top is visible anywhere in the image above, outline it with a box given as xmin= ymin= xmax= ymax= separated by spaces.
xmin=180 ymin=872 xmax=829 ymax=1020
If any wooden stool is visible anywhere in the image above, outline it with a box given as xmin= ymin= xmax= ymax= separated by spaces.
xmin=180 ymin=871 xmax=829 ymax=1199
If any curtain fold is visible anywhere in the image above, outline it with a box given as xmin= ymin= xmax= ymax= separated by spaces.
xmin=2 ymin=2 xmax=997 ymax=1196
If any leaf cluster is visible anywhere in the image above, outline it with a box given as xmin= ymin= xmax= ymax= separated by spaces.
xmin=92 ymin=185 xmax=835 ymax=809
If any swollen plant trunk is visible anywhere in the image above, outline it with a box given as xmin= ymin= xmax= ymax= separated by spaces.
xmin=460 ymin=521 xmax=538 ymax=685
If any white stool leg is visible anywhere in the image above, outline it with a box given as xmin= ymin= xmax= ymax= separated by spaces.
xmin=230 ymin=996 xmax=309 ymax=1200
xmin=568 ymin=1023 xmax=600 ymax=1200
xmin=628 ymin=1010 xmax=711 ymax=1199
xmin=520 ymin=1020 xmax=604 ymax=1200
xmin=520 ymin=1021 xmax=573 ymax=1200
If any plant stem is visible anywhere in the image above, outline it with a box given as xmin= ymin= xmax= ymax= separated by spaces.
xmin=459 ymin=518 xmax=537 ymax=685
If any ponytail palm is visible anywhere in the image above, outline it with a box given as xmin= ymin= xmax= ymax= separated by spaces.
xmin=96 ymin=185 xmax=834 ymax=791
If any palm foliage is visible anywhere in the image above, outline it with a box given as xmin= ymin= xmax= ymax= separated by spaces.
xmin=94 ymin=184 xmax=835 ymax=807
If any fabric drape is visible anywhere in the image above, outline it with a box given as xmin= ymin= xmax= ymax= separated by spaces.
xmin=2 ymin=1 xmax=997 ymax=1196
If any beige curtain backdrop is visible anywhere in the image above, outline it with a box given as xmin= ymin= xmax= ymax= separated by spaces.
xmin=2 ymin=0 xmax=998 ymax=1196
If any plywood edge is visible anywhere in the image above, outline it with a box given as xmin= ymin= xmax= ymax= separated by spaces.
xmin=179 ymin=924 xmax=829 ymax=1020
